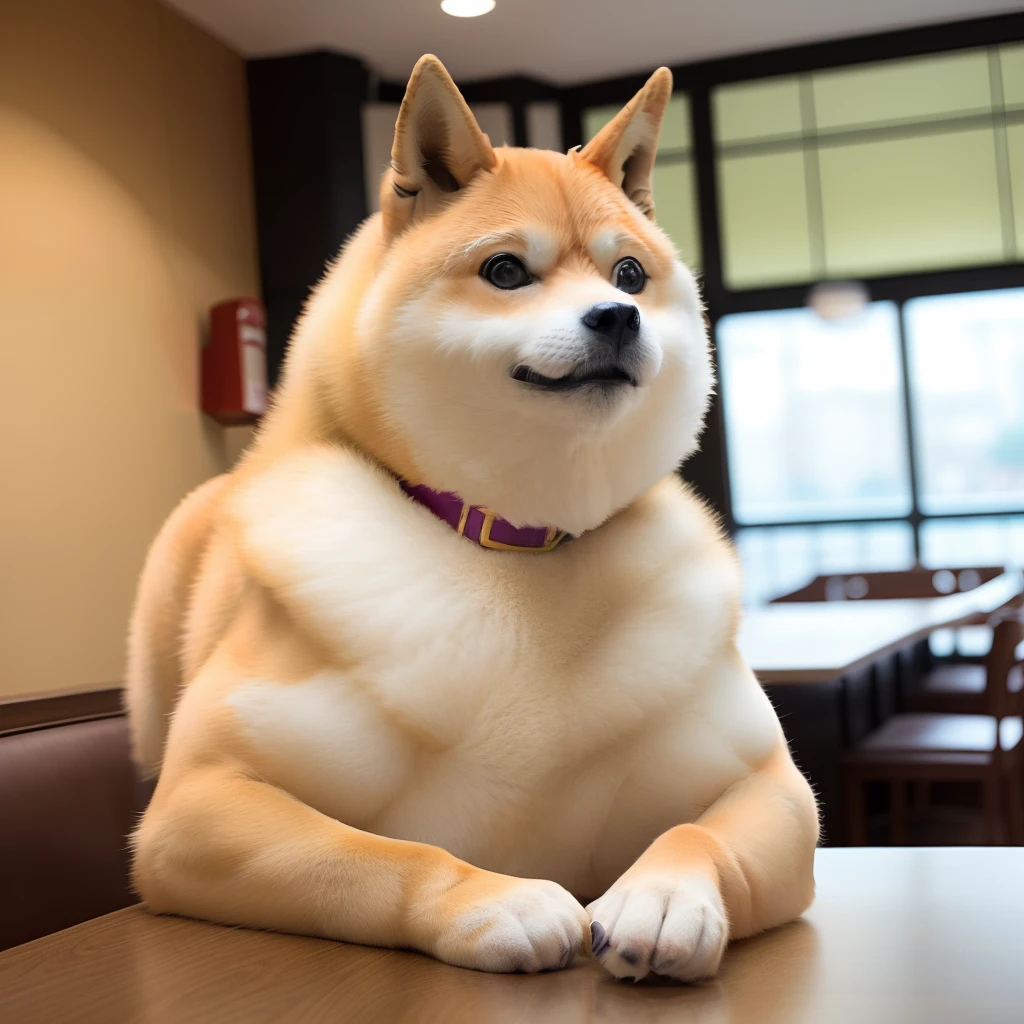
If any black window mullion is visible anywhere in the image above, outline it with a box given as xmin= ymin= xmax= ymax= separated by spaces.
xmin=735 ymin=510 xmax=1024 ymax=530
xmin=690 ymin=81 xmax=727 ymax=310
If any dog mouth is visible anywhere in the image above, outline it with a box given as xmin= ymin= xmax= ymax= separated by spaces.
xmin=510 ymin=364 xmax=638 ymax=391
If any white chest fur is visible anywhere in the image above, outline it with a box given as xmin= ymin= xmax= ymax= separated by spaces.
xmin=226 ymin=450 xmax=778 ymax=896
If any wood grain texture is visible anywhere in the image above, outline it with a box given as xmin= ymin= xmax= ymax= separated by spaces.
xmin=2 ymin=848 xmax=1022 ymax=1023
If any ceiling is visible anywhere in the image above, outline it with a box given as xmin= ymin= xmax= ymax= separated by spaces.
xmin=164 ymin=1 xmax=1022 ymax=85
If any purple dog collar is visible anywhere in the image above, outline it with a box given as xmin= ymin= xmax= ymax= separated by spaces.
xmin=402 ymin=482 xmax=568 ymax=553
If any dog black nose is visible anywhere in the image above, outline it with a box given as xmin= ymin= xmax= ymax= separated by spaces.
xmin=581 ymin=302 xmax=640 ymax=352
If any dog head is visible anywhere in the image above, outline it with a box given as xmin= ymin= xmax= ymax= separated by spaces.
xmin=304 ymin=56 xmax=712 ymax=537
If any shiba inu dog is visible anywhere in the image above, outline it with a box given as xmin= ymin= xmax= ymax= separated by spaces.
xmin=126 ymin=55 xmax=817 ymax=982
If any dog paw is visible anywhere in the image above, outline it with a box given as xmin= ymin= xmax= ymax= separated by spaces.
xmin=430 ymin=874 xmax=589 ymax=974
xmin=586 ymin=873 xmax=727 ymax=982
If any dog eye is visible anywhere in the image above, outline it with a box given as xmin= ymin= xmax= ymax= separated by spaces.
xmin=613 ymin=257 xmax=646 ymax=295
xmin=480 ymin=253 xmax=532 ymax=290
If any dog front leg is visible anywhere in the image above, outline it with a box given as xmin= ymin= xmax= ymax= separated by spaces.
xmin=587 ymin=737 xmax=818 ymax=982
xmin=133 ymin=764 xmax=589 ymax=972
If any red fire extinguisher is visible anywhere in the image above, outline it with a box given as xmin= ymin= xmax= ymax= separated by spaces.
xmin=202 ymin=298 xmax=268 ymax=425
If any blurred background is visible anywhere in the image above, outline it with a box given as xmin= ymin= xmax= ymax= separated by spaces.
xmin=1 ymin=0 xmax=1024 ymax=949
xmin=3 ymin=1 xmax=1024 ymax=702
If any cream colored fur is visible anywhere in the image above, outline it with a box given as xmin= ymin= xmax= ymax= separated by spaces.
xmin=126 ymin=56 xmax=817 ymax=981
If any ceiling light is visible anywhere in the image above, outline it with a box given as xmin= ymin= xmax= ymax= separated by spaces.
xmin=807 ymin=281 xmax=869 ymax=321
xmin=441 ymin=0 xmax=496 ymax=17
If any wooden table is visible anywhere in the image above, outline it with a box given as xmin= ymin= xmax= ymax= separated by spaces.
xmin=2 ymin=848 xmax=1020 ymax=1023
xmin=736 ymin=571 xmax=1022 ymax=843
xmin=738 ymin=571 xmax=1023 ymax=684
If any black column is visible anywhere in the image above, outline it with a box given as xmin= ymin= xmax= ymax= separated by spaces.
xmin=685 ymin=80 xmax=732 ymax=529
xmin=247 ymin=52 xmax=370 ymax=388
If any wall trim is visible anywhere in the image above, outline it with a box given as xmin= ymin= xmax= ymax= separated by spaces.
xmin=0 ymin=688 xmax=123 ymax=737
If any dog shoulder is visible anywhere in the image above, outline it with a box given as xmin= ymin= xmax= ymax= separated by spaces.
xmin=222 ymin=444 xmax=478 ymax=658
xmin=226 ymin=444 xmax=397 ymax=576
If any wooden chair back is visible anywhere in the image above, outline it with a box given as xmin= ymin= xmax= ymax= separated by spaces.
xmin=983 ymin=611 xmax=1024 ymax=722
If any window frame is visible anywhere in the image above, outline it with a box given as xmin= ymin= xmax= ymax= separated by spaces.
xmin=560 ymin=12 xmax=1024 ymax=558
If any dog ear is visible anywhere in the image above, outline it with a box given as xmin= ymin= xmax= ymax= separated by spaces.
xmin=578 ymin=67 xmax=673 ymax=220
xmin=381 ymin=54 xmax=497 ymax=237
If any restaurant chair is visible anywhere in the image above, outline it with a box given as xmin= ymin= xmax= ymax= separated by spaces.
xmin=905 ymin=616 xmax=1022 ymax=715
xmin=843 ymin=612 xmax=1024 ymax=847
xmin=777 ymin=566 xmax=1019 ymax=715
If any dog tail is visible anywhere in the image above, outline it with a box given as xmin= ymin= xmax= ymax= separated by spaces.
xmin=124 ymin=474 xmax=230 ymax=779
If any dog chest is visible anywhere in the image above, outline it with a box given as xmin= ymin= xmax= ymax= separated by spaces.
xmin=225 ymin=451 xmax=771 ymax=880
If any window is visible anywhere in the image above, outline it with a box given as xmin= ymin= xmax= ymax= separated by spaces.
xmin=818 ymin=129 xmax=1003 ymax=277
xmin=717 ymin=303 xmax=912 ymax=525
xmin=572 ymin=23 xmax=1024 ymax=604
xmin=711 ymin=45 xmax=1024 ymax=289
xmin=736 ymin=521 xmax=915 ymax=605
xmin=919 ymin=515 xmax=1024 ymax=569
xmin=717 ymin=150 xmax=813 ymax=286
xmin=905 ymin=288 xmax=1024 ymax=515
xmin=720 ymin=289 xmax=1024 ymax=600
xmin=582 ymin=95 xmax=701 ymax=269
xmin=1004 ymin=43 xmax=1024 ymax=107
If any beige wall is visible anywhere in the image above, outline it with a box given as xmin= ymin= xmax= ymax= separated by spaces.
xmin=0 ymin=0 xmax=259 ymax=697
